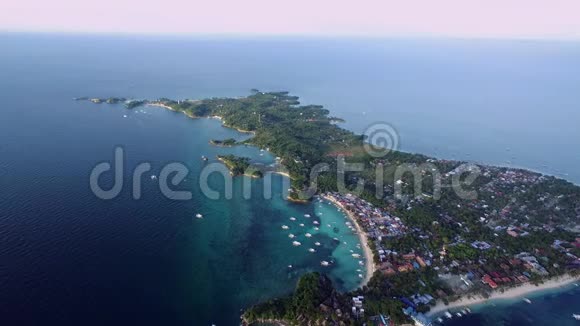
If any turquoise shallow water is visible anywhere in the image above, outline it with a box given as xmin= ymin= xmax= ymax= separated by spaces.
xmin=0 ymin=98 xmax=363 ymax=325
xmin=1 ymin=33 xmax=579 ymax=325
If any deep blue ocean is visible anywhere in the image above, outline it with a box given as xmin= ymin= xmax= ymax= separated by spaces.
xmin=0 ymin=33 xmax=579 ymax=325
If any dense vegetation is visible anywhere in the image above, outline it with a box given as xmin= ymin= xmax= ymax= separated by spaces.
xmin=242 ymin=273 xmax=355 ymax=326
xmin=85 ymin=91 xmax=580 ymax=325
xmin=217 ymin=154 xmax=251 ymax=176
xmin=210 ymin=138 xmax=238 ymax=146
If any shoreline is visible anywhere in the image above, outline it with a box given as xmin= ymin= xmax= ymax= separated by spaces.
xmin=321 ymin=194 xmax=377 ymax=288
xmin=428 ymin=274 xmax=579 ymax=316
xmin=147 ymin=102 xmax=198 ymax=119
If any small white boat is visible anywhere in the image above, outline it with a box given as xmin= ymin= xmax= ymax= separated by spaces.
xmin=437 ymin=317 xmax=444 ymax=323
xmin=352 ymin=253 xmax=361 ymax=258
xmin=314 ymin=227 xmax=319 ymax=231
xmin=299 ymin=223 xmax=305 ymax=227
xmin=288 ymin=265 xmax=292 ymax=268
xmin=289 ymin=217 xmax=296 ymax=221
xmin=444 ymin=311 xmax=453 ymax=319
xmin=358 ymin=274 xmax=363 ymax=278
xmin=313 ymin=221 xmax=320 ymax=225
xmin=308 ymin=248 xmax=316 ymax=253
xmin=333 ymin=237 xmax=339 ymax=241
xmin=195 ymin=213 xmax=203 ymax=219
xmin=320 ymin=261 xmax=330 ymax=266
xmin=305 ymin=233 xmax=312 ymax=238
xmin=292 ymin=241 xmax=301 ymax=246
xmin=288 ymin=234 xmax=295 ymax=239
xmin=573 ymin=314 xmax=580 ymax=320
xmin=523 ymin=298 xmax=532 ymax=304
xmin=358 ymin=261 xmax=364 ymax=266
xmin=314 ymin=242 xmax=321 ymax=246
xmin=151 ymin=175 xmax=157 ymax=180
xmin=456 ymin=312 xmax=462 ymax=317
xmin=123 ymin=114 xmax=127 ymax=118
xmin=304 ymin=214 xmax=311 ymax=218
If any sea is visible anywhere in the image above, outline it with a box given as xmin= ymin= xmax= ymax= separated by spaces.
xmin=0 ymin=33 xmax=579 ymax=325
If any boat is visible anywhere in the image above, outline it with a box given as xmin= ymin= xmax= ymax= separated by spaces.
xmin=444 ymin=311 xmax=453 ymax=319
xmin=461 ymin=309 xmax=468 ymax=315
xmin=151 ymin=175 xmax=157 ymax=180
xmin=123 ymin=114 xmax=127 ymax=118
xmin=313 ymin=221 xmax=320 ymax=225
xmin=281 ymin=225 xmax=289 ymax=230
xmin=314 ymin=242 xmax=321 ymax=246
xmin=289 ymin=217 xmax=296 ymax=221
xmin=195 ymin=213 xmax=203 ymax=219
xmin=456 ymin=312 xmax=462 ymax=317
xmin=288 ymin=265 xmax=292 ymax=268
xmin=314 ymin=227 xmax=319 ymax=231
xmin=523 ymin=298 xmax=532 ymax=304
xmin=308 ymin=248 xmax=315 ymax=253
xmin=305 ymin=233 xmax=312 ymax=238
xmin=437 ymin=317 xmax=444 ymax=323
xmin=304 ymin=214 xmax=311 ymax=218
xmin=288 ymin=234 xmax=295 ymax=238
xmin=358 ymin=274 xmax=363 ymax=278
xmin=352 ymin=253 xmax=361 ymax=258
xmin=201 ymin=155 xmax=208 ymax=161
xmin=465 ymin=308 xmax=471 ymax=313
xmin=299 ymin=223 xmax=305 ymax=227
xmin=292 ymin=241 xmax=301 ymax=246
xmin=573 ymin=314 xmax=580 ymax=320
xmin=320 ymin=261 xmax=330 ymax=266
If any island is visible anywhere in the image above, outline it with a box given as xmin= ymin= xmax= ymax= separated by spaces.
xmin=78 ymin=90 xmax=580 ymax=326
xmin=210 ymin=138 xmax=239 ymax=147
xmin=218 ymin=154 xmax=263 ymax=178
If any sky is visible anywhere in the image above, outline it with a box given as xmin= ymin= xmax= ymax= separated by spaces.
xmin=2 ymin=0 xmax=580 ymax=39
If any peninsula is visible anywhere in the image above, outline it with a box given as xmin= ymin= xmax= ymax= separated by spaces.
xmin=79 ymin=91 xmax=580 ymax=325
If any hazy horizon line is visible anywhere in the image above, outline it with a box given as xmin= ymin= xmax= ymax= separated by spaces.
xmin=2 ymin=29 xmax=580 ymax=43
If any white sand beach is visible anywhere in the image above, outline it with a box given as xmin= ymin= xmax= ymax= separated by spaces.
xmin=428 ymin=274 xmax=580 ymax=316
xmin=322 ymin=194 xmax=377 ymax=287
